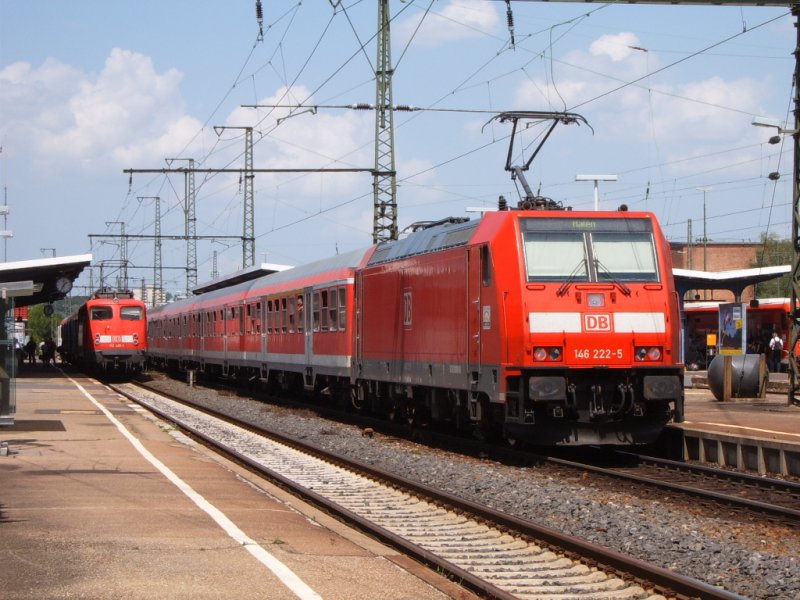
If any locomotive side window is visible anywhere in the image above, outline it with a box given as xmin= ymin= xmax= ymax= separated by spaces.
xmin=120 ymin=306 xmax=143 ymax=320
xmin=91 ymin=307 xmax=113 ymax=320
xmin=481 ymin=245 xmax=492 ymax=287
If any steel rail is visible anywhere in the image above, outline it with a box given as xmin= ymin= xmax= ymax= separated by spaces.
xmin=116 ymin=381 xmax=745 ymax=600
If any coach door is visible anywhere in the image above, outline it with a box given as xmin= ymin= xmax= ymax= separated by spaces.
xmin=304 ymin=289 xmax=313 ymax=366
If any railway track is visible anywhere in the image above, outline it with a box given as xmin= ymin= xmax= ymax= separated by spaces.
xmin=113 ymin=381 xmax=741 ymax=600
xmin=138 ymin=372 xmax=800 ymax=525
xmin=545 ymin=450 xmax=800 ymax=525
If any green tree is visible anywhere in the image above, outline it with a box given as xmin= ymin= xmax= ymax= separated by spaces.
xmin=27 ymin=304 xmax=65 ymax=344
xmin=752 ymin=233 xmax=793 ymax=298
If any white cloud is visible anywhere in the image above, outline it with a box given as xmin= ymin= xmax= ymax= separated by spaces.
xmin=1 ymin=49 xmax=201 ymax=170
xmin=589 ymin=32 xmax=642 ymax=62
xmin=219 ymin=86 xmax=374 ymax=198
xmin=395 ymin=0 xmax=501 ymax=48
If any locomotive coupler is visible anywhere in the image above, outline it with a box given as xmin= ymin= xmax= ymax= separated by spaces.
xmin=566 ymin=383 xmax=577 ymax=409
xmin=611 ymin=382 xmax=634 ymax=416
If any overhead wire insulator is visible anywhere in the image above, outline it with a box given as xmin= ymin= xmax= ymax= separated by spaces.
xmin=505 ymin=0 xmax=515 ymax=49
xmin=255 ymin=0 xmax=264 ymax=42
xmin=350 ymin=103 xmax=373 ymax=110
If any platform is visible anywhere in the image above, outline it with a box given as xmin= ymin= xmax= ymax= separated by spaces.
xmin=666 ymin=372 xmax=800 ymax=476
xmin=0 ymin=366 xmax=472 ymax=600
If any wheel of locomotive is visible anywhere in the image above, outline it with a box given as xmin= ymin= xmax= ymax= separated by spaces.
xmin=473 ymin=394 xmax=501 ymax=443
xmin=351 ymin=381 xmax=367 ymax=411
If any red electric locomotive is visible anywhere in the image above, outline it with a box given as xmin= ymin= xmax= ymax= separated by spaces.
xmin=148 ymin=204 xmax=683 ymax=445
xmin=356 ymin=205 xmax=683 ymax=445
xmin=60 ymin=289 xmax=147 ymax=376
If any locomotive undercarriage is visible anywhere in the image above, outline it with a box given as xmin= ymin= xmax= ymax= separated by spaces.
xmin=505 ymin=368 xmax=683 ymax=445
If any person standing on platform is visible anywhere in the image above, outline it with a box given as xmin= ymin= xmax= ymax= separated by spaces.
xmin=769 ymin=332 xmax=784 ymax=373
xmin=24 ymin=339 xmax=37 ymax=365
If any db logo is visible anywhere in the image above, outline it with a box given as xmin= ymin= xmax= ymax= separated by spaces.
xmin=584 ymin=314 xmax=612 ymax=332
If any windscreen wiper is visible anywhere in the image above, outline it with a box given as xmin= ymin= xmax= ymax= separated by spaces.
xmin=594 ymin=259 xmax=632 ymax=296
xmin=556 ymin=259 xmax=587 ymax=297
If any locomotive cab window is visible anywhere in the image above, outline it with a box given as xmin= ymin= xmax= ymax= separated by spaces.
xmin=522 ymin=217 xmax=658 ymax=283
xmin=90 ymin=307 xmax=113 ymax=320
xmin=120 ymin=306 xmax=143 ymax=320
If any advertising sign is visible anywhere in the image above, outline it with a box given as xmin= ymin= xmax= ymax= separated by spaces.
xmin=719 ymin=302 xmax=746 ymax=355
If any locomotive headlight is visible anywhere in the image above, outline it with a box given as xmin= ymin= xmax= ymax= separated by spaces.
xmin=534 ymin=347 xmax=562 ymax=362
xmin=635 ymin=346 xmax=663 ymax=361
xmin=95 ymin=334 xmax=101 ymax=345
xmin=133 ymin=334 xmax=139 ymax=346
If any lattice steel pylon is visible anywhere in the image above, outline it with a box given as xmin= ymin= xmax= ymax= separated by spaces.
xmin=373 ymin=0 xmax=398 ymax=243
xmin=244 ymin=126 xmax=255 ymax=267
xmin=137 ymin=196 xmax=162 ymax=307
xmin=154 ymin=196 xmax=162 ymax=307
xmin=166 ymin=157 xmax=197 ymax=295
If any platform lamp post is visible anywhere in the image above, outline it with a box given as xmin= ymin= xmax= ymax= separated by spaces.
xmin=575 ymin=174 xmax=617 ymax=211
xmin=696 ymin=186 xmax=712 ymax=299
xmin=752 ymin=115 xmax=800 ymax=407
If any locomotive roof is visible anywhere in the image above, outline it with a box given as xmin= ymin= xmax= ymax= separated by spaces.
xmin=368 ymin=218 xmax=479 ymax=266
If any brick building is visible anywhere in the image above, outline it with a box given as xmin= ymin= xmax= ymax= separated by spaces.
xmin=669 ymin=241 xmax=768 ymax=302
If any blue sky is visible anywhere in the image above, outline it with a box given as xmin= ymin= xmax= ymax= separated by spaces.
xmin=0 ymin=1 xmax=796 ymax=295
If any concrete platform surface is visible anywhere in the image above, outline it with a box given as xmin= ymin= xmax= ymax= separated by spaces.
xmin=670 ymin=374 xmax=800 ymax=475
xmin=0 ymin=367 xmax=476 ymax=600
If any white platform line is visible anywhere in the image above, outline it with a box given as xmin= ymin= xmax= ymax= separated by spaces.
xmin=682 ymin=420 xmax=800 ymax=439
xmin=67 ymin=375 xmax=323 ymax=600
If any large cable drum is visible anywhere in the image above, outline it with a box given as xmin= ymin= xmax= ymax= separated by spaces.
xmin=707 ymin=354 xmax=765 ymax=400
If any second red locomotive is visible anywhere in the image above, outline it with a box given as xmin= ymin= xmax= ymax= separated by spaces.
xmin=148 ymin=201 xmax=684 ymax=446
xmin=60 ymin=289 xmax=147 ymax=377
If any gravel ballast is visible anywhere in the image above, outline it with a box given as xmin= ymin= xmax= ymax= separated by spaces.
xmin=143 ymin=377 xmax=800 ymax=600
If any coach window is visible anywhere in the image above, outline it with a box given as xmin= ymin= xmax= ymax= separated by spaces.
xmin=91 ymin=306 xmax=112 ymax=320
xmin=295 ymin=295 xmax=304 ymax=333
xmin=120 ymin=306 xmax=143 ymax=320
xmin=313 ymin=291 xmax=321 ymax=332
xmin=320 ymin=290 xmax=330 ymax=331
xmin=266 ymin=299 xmax=273 ymax=333
xmin=328 ymin=288 xmax=338 ymax=331
xmin=338 ymin=287 xmax=347 ymax=330
xmin=288 ymin=297 xmax=295 ymax=333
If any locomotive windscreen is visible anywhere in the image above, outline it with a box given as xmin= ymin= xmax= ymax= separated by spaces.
xmin=522 ymin=217 xmax=659 ymax=283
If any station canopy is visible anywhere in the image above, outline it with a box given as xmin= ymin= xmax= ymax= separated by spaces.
xmin=0 ymin=254 xmax=91 ymax=307
xmin=673 ymin=265 xmax=791 ymax=301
